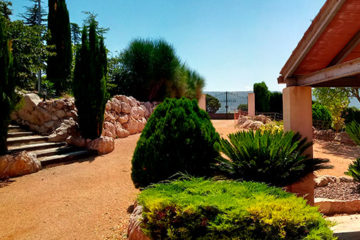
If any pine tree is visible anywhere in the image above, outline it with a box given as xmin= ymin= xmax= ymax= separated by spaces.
xmin=21 ymin=0 xmax=46 ymax=26
xmin=0 ymin=1 xmax=12 ymax=20
xmin=0 ymin=16 xmax=15 ymax=155
xmin=73 ymin=18 xmax=107 ymax=139
xmin=47 ymin=0 xmax=72 ymax=95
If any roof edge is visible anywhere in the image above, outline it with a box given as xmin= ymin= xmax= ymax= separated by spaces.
xmin=279 ymin=0 xmax=346 ymax=83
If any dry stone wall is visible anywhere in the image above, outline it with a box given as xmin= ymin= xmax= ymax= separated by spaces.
xmin=11 ymin=93 xmax=156 ymax=142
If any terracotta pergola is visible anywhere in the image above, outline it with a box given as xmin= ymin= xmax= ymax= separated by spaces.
xmin=279 ymin=0 xmax=360 ymax=205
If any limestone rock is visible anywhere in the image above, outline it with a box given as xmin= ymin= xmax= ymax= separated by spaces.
xmin=66 ymin=136 xmax=86 ymax=147
xmin=315 ymin=175 xmax=338 ymax=187
xmin=128 ymin=205 xmax=150 ymax=240
xmin=123 ymin=117 xmax=140 ymax=134
xmin=248 ymin=121 xmax=264 ymax=130
xmin=0 ymin=151 xmax=41 ymax=178
xmin=117 ymin=114 xmax=129 ymax=124
xmin=115 ymin=123 xmax=130 ymax=138
xmin=121 ymin=102 xmax=131 ymax=114
xmin=87 ymin=136 xmax=114 ymax=154
xmin=104 ymin=122 xmax=116 ymax=137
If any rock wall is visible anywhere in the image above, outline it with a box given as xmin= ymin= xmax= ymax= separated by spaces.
xmin=11 ymin=93 xmax=156 ymax=142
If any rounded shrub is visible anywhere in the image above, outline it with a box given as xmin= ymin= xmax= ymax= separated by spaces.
xmin=138 ymin=178 xmax=336 ymax=240
xmin=131 ymin=98 xmax=220 ymax=188
xmin=312 ymin=103 xmax=332 ymax=129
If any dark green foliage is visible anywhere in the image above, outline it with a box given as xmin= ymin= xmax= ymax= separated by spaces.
xmin=0 ymin=16 xmax=15 ymax=154
xmin=269 ymin=91 xmax=283 ymax=113
xmin=206 ymin=94 xmax=221 ymax=113
xmin=216 ymin=130 xmax=332 ymax=187
xmin=238 ymin=103 xmax=248 ymax=111
xmin=9 ymin=21 xmax=50 ymax=90
xmin=313 ymin=103 xmax=332 ymax=129
xmin=254 ymin=81 xmax=270 ymax=112
xmin=345 ymin=121 xmax=360 ymax=146
xmin=342 ymin=107 xmax=360 ymax=124
xmin=108 ymin=39 xmax=205 ymax=101
xmin=73 ymin=18 xmax=107 ymax=139
xmin=0 ymin=1 xmax=12 ymax=20
xmin=138 ymin=178 xmax=336 ymax=240
xmin=47 ymin=0 xmax=72 ymax=95
xmin=120 ymin=39 xmax=180 ymax=101
xmin=131 ymin=98 xmax=220 ymax=188
xmin=345 ymin=158 xmax=360 ymax=182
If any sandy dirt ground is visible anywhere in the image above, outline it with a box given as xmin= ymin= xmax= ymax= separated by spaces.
xmin=0 ymin=120 xmax=359 ymax=239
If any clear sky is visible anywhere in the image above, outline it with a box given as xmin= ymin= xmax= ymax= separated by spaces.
xmin=10 ymin=0 xmax=326 ymax=92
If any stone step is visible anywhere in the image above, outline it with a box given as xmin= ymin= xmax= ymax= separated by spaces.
xmin=7 ymin=135 xmax=49 ymax=145
xmin=8 ymin=125 xmax=21 ymax=129
xmin=8 ymin=142 xmax=66 ymax=153
xmin=39 ymin=150 xmax=91 ymax=166
xmin=7 ymin=131 xmax=35 ymax=137
xmin=31 ymin=146 xmax=75 ymax=158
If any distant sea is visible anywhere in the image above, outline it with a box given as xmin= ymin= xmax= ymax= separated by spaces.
xmin=205 ymin=91 xmax=360 ymax=114
xmin=204 ymin=91 xmax=252 ymax=113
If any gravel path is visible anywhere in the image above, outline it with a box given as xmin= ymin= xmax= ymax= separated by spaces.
xmin=0 ymin=134 xmax=140 ymax=240
xmin=0 ymin=120 xmax=359 ymax=239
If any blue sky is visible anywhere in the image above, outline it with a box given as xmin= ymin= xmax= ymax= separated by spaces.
xmin=10 ymin=0 xmax=326 ymax=92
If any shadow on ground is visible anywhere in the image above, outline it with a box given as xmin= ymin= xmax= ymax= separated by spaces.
xmin=335 ymin=231 xmax=360 ymax=240
xmin=0 ymin=179 xmax=15 ymax=188
xmin=315 ymin=140 xmax=360 ymax=158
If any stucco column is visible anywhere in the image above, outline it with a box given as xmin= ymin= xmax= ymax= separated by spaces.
xmin=199 ymin=94 xmax=206 ymax=111
xmin=283 ymin=86 xmax=314 ymax=205
xmin=248 ymin=93 xmax=255 ymax=117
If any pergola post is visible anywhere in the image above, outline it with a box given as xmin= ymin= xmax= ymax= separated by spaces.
xmin=283 ymin=86 xmax=314 ymax=205
xmin=248 ymin=93 xmax=255 ymax=117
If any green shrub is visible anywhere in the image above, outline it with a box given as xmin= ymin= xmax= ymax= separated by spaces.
xmin=312 ymin=103 xmax=332 ymax=129
xmin=216 ymin=130 xmax=332 ymax=187
xmin=237 ymin=103 xmax=248 ymax=111
xmin=131 ymin=98 xmax=220 ymax=188
xmin=0 ymin=16 xmax=15 ymax=155
xmin=345 ymin=121 xmax=360 ymax=146
xmin=342 ymin=106 xmax=360 ymax=124
xmin=47 ymin=0 xmax=72 ymax=95
xmin=138 ymin=178 xmax=336 ymax=240
xmin=254 ymin=82 xmax=270 ymax=112
xmin=73 ymin=17 xmax=107 ymax=139
xmin=345 ymin=158 xmax=360 ymax=182
xmin=206 ymin=94 xmax=221 ymax=113
xmin=269 ymin=91 xmax=283 ymax=113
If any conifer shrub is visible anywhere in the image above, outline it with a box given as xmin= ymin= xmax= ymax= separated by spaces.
xmin=131 ymin=98 xmax=220 ymax=188
xmin=138 ymin=178 xmax=336 ymax=240
xmin=47 ymin=0 xmax=72 ymax=95
xmin=216 ymin=130 xmax=332 ymax=187
xmin=0 ymin=16 xmax=15 ymax=155
xmin=73 ymin=18 xmax=107 ymax=139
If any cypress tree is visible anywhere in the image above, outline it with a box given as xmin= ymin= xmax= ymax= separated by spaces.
xmin=73 ymin=19 xmax=107 ymax=139
xmin=0 ymin=16 xmax=15 ymax=155
xmin=47 ymin=0 xmax=72 ymax=95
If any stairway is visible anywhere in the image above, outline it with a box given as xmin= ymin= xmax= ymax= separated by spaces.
xmin=7 ymin=124 xmax=92 ymax=167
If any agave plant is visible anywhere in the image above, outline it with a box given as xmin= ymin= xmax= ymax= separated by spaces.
xmin=345 ymin=158 xmax=360 ymax=182
xmin=346 ymin=121 xmax=360 ymax=146
xmin=216 ymin=130 xmax=332 ymax=187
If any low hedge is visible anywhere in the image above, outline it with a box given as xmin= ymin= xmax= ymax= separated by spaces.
xmin=138 ymin=178 xmax=336 ymax=240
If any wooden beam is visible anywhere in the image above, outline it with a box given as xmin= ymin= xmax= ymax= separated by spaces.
xmin=280 ymin=0 xmax=346 ymax=82
xmin=297 ymin=57 xmax=360 ymax=86
xmin=329 ymin=30 xmax=360 ymax=66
